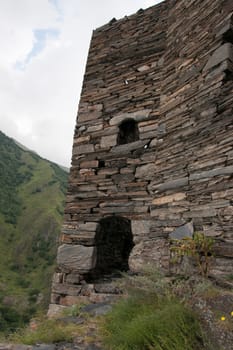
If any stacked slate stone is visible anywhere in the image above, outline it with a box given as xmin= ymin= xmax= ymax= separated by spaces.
xmin=50 ymin=0 xmax=233 ymax=309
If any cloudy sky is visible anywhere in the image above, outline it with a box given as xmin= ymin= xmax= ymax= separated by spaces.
xmin=0 ymin=0 xmax=161 ymax=167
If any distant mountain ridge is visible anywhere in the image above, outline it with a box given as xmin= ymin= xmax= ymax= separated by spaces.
xmin=13 ymin=138 xmax=69 ymax=173
xmin=0 ymin=130 xmax=68 ymax=332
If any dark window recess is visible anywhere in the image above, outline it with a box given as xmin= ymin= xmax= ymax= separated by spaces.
xmin=99 ymin=160 xmax=105 ymax=168
xmin=223 ymin=69 xmax=233 ymax=82
xmin=222 ymin=23 xmax=233 ymax=81
xmin=93 ymin=216 xmax=134 ymax=277
xmin=117 ymin=119 xmax=139 ymax=145
xmin=222 ymin=27 xmax=233 ymax=44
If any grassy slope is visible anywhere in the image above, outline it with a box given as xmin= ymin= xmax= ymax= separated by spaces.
xmin=0 ymin=131 xmax=68 ymax=331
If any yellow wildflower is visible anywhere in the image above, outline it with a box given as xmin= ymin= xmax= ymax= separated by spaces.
xmin=231 ymin=311 xmax=233 ymax=317
xmin=220 ymin=316 xmax=226 ymax=321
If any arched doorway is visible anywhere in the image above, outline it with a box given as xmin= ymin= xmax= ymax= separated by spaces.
xmin=93 ymin=216 xmax=134 ymax=277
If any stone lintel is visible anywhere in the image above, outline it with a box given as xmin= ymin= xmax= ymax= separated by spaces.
xmin=110 ymin=109 xmax=152 ymax=126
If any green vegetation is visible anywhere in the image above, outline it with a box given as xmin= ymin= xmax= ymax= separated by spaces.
xmin=102 ymin=295 xmax=203 ymax=350
xmin=8 ymin=318 xmax=76 ymax=345
xmin=0 ymin=131 xmax=24 ymax=224
xmin=1 ymin=269 xmax=226 ymax=349
xmin=170 ymin=232 xmax=214 ymax=277
xmin=101 ymin=270 xmax=207 ymax=350
xmin=0 ymin=130 xmax=68 ymax=333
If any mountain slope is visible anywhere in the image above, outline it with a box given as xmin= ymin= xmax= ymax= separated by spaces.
xmin=0 ymin=130 xmax=68 ymax=332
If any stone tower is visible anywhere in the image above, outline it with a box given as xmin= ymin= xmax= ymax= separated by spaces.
xmin=50 ymin=0 xmax=233 ymax=308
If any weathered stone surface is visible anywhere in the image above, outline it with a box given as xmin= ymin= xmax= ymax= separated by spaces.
xmin=137 ymin=64 xmax=150 ymax=72
xmin=52 ymin=283 xmax=82 ymax=296
xmin=74 ymin=135 xmax=91 ymax=144
xmin=47 ymin=304 xmax=68 ymax=318
xmin=60 ymin=295 xmax=90 ymax=306
xmin=80 ymin=160 xmax=99 ymax=168
xmin=57 ymin=245 xmax=96 ymax=273
xmin=61 ymin=232 xmax=96 ymax=245
xmin=87 ymin=123 xmax=103 ymax=132
xmin=73 ymin=144 xmax=95 ymax=155
xmin=110 ymin=109 xmax=152 ymax=126
xmin=157 ymin=123 xmax=166 ymax=135
xmin=52 ymin=272 xmax=63 ymax=284
xmin=112 ymin=173 xmax=134 ymax=184
xmin=135 ymin=163 xmax=156 ymax=178
xmin=111 ymin=140 xmax=148 ymax=154
xmin=131 ymin=220 xmax=152 ymax=236
xmin=79 ymin=222 xmax=98 ymax=231
xmin=129 ymin=239 xmax=170 ymax=272
xmin=78 ymin=184 xmax=97 ymax=192
xmin=94 ymin=283 xmax=120 ymax=294
xmin=203 ymin=224 xmax=223 ymax=237
xmin=203 ymin=43 xmax=233 ymax=71
xmin=183 ymin=208 xmax=217 ymax=218
xmin=169 ymin=222 xmax=194 ymax=240
xmin=100 ymin=134 xmax=117 ymax=148
xmin=152 ymin=193 xmax=186 ymax=205
xmin=81 ymin=302 xmax=112 ymax=316
xmin=214 ymin=243 xmax=233 ymax=257
xmin=215 ymin=15 xmax=233 ymax=38
xmin=190 ymin=165 xmax=233 ymax=180
xmin=78 ymin=111 xmax=102 ymax=123
xmin=149 ymin=177 xmax=188 ymax=192
xmin=51 ymin=0 xmax=233 ymax=307
xmin=66 ymin=273 xmax=81 ymax=284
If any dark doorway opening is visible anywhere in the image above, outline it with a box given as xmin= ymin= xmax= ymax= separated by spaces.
xmin=92 ymin=216 xmax=134 ymax=277
xmin=117 ymin=119 xmax=139 ymax=145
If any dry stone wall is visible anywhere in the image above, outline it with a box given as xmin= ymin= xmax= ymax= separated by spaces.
xmin=51 ymin=0 xmax=233 ymax=307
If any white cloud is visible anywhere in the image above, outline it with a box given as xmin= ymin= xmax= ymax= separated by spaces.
xmin=0 ymin=0 xmax=58 ymax=66
xmin=0 ymin=0 xmax=161 ymax=167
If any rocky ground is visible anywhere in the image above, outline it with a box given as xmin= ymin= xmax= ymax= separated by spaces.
xmin=0 ymin=276 xmax=232 ymax=350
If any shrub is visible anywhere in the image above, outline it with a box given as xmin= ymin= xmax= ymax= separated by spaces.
xmin=0 ymin=305 xmax=25 ymax=333
xmin=170 ymin=232 xmax=214 ymax=277
xmin=102 ymin=292 xmax=204 ymax=350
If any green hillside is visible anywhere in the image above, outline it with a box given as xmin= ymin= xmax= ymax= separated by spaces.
xmin=0 ymin=130 xmax=68 ymax=333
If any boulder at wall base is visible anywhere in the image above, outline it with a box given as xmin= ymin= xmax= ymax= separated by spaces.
xmin=129 ymin=239 xmax=170 ymax=272
xmin=57 ymin=244 xmax=97 ymax=273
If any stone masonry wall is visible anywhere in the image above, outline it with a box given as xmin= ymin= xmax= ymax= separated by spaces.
xmin=51 ymin=0 xmax=233 ymax=307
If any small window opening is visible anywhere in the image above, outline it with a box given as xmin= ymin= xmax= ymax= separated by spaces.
xmin=222 ymin=27 xmax=233 ymax=81
xmin=223 ymin=69 xmax=233 ymax=82
xmin=117 ymin=119 xmax=139 ymax=145
xmin=99 ymin=160 xmax=105 ymax=168
xmin=223 ymin=28 xmax=233 ymax=44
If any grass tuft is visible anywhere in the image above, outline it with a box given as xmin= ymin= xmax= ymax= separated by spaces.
xmin=8 ymin=318 xmax=76 ymax=345
xmin=101 ymin=270 xmax=206 ymax=350
xmin=102 ymin=294 xmax=204 ymax=350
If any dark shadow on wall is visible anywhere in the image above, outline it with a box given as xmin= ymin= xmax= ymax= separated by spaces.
xmin=92 ymin=216 xmax=134 ymax=278
xmin=117 ymin=119 xmax=139 ymax=145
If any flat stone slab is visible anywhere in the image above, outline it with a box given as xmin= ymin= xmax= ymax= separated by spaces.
xmin=81 ymin=302 xmax=112 ymax=316
xmin=57 ymin=245 xmax=96 ymax=273
xmin=169 ymin=222 xmax=194 ymax=240
xmin=58 ymin=316 xmax=85 ymax=325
